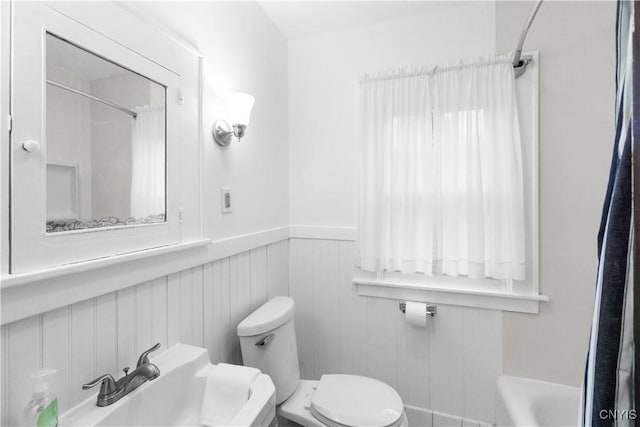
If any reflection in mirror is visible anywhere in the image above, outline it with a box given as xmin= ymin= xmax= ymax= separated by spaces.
xmin=45 ymin=33 xmax=166 ymax=233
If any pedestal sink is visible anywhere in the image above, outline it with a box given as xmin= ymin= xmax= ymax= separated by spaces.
xmin=59 ymin=343 xmax=276 ymax=426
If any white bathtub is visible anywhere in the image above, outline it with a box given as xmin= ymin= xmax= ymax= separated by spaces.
xmin=495 ymin=375 xmax=581 ymax=427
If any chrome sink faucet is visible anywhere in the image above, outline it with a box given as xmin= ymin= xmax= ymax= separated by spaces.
xmin=82 ymin=343 xmax=161 ymax=407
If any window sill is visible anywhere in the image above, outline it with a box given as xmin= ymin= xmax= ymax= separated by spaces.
xmin=353 ymin=276 xmax=548 ymax=314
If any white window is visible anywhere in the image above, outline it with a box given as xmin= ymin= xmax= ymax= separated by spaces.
xmin=356 ymin=54 xmax=543 ymax=313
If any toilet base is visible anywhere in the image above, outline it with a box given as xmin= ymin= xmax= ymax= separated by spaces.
xmin=276 ymin=414 xmax=303 ymax=427
xmin=277 ymin=379 xmax=408 ymax=427
xmin=278 ymin=380 xmax=324 ymax=427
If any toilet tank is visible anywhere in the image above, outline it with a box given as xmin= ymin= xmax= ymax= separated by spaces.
xmin=237 ymin=296 xmax=300 ymax=405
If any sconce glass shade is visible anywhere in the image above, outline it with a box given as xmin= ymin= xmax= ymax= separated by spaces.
xmin=225 ymin=92 xmax=255 ymax=126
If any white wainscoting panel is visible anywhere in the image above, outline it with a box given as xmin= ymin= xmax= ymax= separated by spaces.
xmin=1 ymin=240 xmax=289 ymax=427
xmin=96 ymin=293 xmax=118 ymax=386
xmin=405 ymin=405 xmax=492 ymax=427
xmin=3 ymin=236 xmax=500 ymax=425
xmin=266 ymin=239 xmax=289 ymax=300
xmin=289 ymin=238 xmax=502 ymax=424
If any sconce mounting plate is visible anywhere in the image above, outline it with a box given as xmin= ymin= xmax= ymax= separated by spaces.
xmin=213 ymin=120 xmax=233 ymax=147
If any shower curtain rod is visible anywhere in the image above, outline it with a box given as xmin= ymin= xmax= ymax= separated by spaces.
xmin=512 ymin=0 xmax=543 ymax=78
xmin=365 ymin=0 xmax=543 ymax=84
xmin=46 ymin=79 xmax=138 ymax=119
xmin=361 ymin=55 xmax=527 ymax=82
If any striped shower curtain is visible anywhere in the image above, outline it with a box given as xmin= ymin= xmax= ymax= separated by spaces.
xmin=582 ymin=1 xmax=635 ymax=426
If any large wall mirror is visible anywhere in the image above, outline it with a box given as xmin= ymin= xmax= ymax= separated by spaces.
xmin=46 ymin=33 xmax=167 ymax=233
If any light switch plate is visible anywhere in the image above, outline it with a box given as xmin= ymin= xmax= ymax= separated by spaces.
xmin=221 ymin=187 xmax=232 ymax=213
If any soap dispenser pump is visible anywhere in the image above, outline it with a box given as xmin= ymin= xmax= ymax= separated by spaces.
xmin=22 ymin=369 xmax=58 ymax=427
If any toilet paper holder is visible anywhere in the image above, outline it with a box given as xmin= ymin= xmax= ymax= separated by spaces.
xmin=399 ymin=301 xmax=437 ymax=317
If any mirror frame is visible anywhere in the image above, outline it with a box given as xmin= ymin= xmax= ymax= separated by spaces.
xmin=10 ymin=3 xmax=182 ymax=274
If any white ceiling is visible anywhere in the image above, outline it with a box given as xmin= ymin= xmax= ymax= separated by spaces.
xmin=257 ymin=1 xmax=455 ymax=40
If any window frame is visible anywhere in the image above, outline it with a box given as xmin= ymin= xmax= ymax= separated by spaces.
xmin=354 ymin=52 xmax=543 ymax=313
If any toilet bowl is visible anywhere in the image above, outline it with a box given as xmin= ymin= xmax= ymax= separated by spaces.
xmin=237 ymin=297 xmax=408 ymax=427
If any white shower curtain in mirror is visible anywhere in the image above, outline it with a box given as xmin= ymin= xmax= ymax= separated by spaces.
xmin=130 ymin=107 xmax=165 ymax=218
xmin=359 ymin=54 xmax=525 ymax=280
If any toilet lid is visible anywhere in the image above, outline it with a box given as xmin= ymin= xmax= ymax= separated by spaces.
xmin=310 ymin=375 xmax=403 ymax=427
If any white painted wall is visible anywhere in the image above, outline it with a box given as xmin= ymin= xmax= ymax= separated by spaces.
xmin=496 ymin=1 xmax=615 ymax=387
xmin=287 ymin=3 xmax=502 ymax=423
xmin=126 ymin=1 xmax=289 ymax=240
xmin=288 ymin=1 xmax=495 ymax=226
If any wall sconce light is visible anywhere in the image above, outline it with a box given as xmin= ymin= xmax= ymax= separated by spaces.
xmin=213 ymin=92 xmax=255 ymax=146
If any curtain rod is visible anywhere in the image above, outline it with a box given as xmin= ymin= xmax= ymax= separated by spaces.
xmin=361 ymin=54 xmax=532 ymax=83
xmin=46 ymin=79 xmax=138 ymax=119
xmin=364 ymin=0 xmax=543 ymax=83
xmin=512 ymin=0 xmax=543 ymax=78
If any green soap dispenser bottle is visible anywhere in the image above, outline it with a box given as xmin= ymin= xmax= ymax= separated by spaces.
xmin=21 ymin=369 xmax=58 ymax=427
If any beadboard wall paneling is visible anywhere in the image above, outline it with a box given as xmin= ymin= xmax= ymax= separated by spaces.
xmin=266 ymin=239 xmax=289 ymax=299
xmin=0 ymin=240 xmax=289 ymax=427
xmin=289 ymin=238 xmax=502 ymax=424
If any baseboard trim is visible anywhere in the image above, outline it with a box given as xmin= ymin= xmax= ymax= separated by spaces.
xmin=404 ymin=404 xmax=492 ymax=427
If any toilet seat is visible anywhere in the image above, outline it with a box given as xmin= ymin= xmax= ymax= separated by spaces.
xmin=310 ymin=375 xmax=404 ymax=427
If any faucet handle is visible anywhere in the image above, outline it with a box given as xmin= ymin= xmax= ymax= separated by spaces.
xmin=136 ymin=342 xmax=161 ymax=368
xmin=82 ymin=374 xmax=117 ymax=396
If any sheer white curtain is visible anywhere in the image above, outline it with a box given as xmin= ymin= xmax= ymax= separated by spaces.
xmin=130 ymin=106 xmax=165 ymax=218
xmin=359 ymin=54 xmax=525 ymax=280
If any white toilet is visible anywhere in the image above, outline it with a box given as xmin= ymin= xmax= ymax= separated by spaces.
xmin=238 ymin=296 xmax=408 ymax=427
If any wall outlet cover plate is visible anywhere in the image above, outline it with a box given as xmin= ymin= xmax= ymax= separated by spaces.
xmin=221 ymin=187 xmax=232 ymax=213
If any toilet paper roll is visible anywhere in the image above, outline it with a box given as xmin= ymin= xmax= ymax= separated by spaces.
xmin=404 ymin=301 xmax=427 ymax=327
